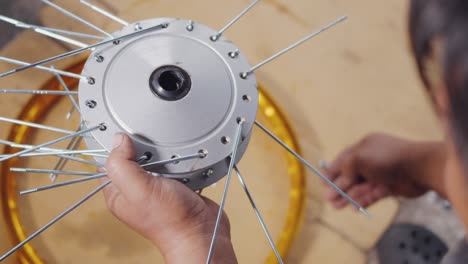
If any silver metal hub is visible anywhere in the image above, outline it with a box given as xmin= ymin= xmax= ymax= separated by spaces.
xmin=79 ymin=18 xmax=259 ymax=190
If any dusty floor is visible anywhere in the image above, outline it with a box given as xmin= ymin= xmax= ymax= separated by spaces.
xmin=368 ymin=193 xmax=465 ymax=264
xmin=0 ymin=0 xmax=465 ymax=263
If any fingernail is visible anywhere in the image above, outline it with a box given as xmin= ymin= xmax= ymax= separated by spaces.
xmin=113 ymin=133 xmax=124 ymax=149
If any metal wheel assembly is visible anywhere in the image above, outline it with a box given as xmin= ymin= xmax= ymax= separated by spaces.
xmin=0 ymin=1 xmax=370 ymax=263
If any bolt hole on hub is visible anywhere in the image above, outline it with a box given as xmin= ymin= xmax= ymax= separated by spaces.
xmin=0 ymin=1 xmax=368 ymax=264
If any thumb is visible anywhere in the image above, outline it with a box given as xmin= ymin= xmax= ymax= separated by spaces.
xmin=105 ymin=133 xmax=155 ymax=203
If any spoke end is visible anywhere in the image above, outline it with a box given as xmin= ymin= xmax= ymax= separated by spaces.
xmin=318 ymin=160 xmax=329 ymax=170
xmin=19 ymin=189 xmax=35 ymax=196
xmin=339 ymin=15 xmax=349 ymax=22
xmin=0 ymin=70 xmax=15 ymax=78
xmin=359 ymin=207 xmax=372 ymax=219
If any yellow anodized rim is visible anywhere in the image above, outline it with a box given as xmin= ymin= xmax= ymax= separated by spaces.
xmin=0 ymin=61 xmax=305 ymax=264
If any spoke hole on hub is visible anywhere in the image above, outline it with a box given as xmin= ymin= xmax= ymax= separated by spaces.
xmin=150 ymin=65 xmax=191 ymax=101
xmin=86 ymin=100 xmax=97 ymax=109
xmin=99 ymin=123 xmax=107 ymax=131
xmin=95 ymin=55 xmax=104 ymax=63
xmin=221 ymin=136 xmax=231 ymax=145
xmin=180 ymin=178 xmax=190 ymax=184
xmin=143 ymin=152 xmax=153 ymax=161
xmin=242 ymin=95 xmax=251 ymax=102
xmin=237 ymin=117 xmax=246 ymax=124
xmin=198 ymin=149 xmax=208 ymax=158
xmin=171 ymin=155 xmax=181 ymax=164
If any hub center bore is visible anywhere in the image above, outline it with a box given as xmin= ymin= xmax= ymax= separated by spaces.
xmin=149 ymin=65 xmax=191 ymax=101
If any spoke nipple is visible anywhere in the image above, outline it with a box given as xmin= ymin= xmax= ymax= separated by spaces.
xmin=113 ymin=40 xmax=120 ymax=45
xmin=240 ymin=72 xmax=249 ymax=79
xmin=161 ymin=23 xmax=169 ymax=28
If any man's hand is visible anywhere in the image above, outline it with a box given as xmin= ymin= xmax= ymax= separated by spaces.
xmin=101 ymin=133 xmax=237 ymax=264
xmin=324 ymin=133 xmax=446 ymax=210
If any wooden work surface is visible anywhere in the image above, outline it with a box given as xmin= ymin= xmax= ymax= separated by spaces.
xmin=0 ymin=0 xmax=443 ymax=263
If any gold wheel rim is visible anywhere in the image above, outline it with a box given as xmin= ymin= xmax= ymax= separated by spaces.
xmin=1 ymin=61 xmax=305 ymax=264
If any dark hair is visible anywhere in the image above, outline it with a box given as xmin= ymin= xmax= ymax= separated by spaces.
xmin=410 ymin=0 xmax=468 ymax=164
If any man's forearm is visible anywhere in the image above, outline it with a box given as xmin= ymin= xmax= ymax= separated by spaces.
xmin=161 ymin=235 xmax=238 ymax=264
xmin=406 ymin=141 xmax=447 ymax=198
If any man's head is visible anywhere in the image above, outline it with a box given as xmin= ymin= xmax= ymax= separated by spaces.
xmin=409 ymin=0 xmax=468 ymax=228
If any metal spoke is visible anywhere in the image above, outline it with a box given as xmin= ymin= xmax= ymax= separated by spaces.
xmin=211 ymin=0 xmax=262 ymax=41
xmin=80 ymin=0 xmax=129 ymax=26
xmin=0 ymin=150 xmax=107 ymax=158
xmin=241 ymin=16 xmax=347 ymax=79
xmin=0 ymin=180 xmax=111 ymax=262
xmin=20 ymin=153 xmax=204 ymax=195
xmin=0 ymin=125 xmax=104 ymax=163
xmin=141 ymin=152 xmax=205 ymax=168
xmin=50 ymin=127 xmax=84 ymax=182
xmin=66 ymin=105 xmax=76 ymax=120
xmin=0 ymin=15 xmax=104 ymax=40
xmin=0 ymin=138 xmax=103 ymax=153
xmin=0 ymin=89 xmax=78 ymax=95
xmin=0 ymin=57 xmax=88 ymax=80
xmin=30 ymin=26 xmax=105 ymax=40
xmin=0 ymin=15 xmax=87 ymax=48
xmin=254 ymin=121 xmax=371 ymax=218
xmin=11 ymin=168 xmax=96 ymax=177
xmin=20 ymin=173 xmax=107 ymax=195
xmin=207 ymin=120 xmax=244 ymax=264
xmin=234 ymin=166 xmax=284 ymax=264
xmin=27 ymin=27 xmax=87 ymax=48
xmin=41 ymin=0 xmax=113 ymax=38
xmin=0 ymin=116 xmax=75 ymax=134
xmin=0 ymin=23 xmax=168 ymax=78
xmin=49 ymin=123 xmax=84 ymax=182
xmin=54 ymin=154 xmax=104 ymax=167
xmin=53 ymin=68 xmax=81 ymax=114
